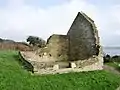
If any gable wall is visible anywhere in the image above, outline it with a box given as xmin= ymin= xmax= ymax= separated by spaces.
xmin=67 ymin=12 xmax=100 ymax=61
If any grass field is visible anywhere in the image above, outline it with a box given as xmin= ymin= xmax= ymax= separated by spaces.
xmin=0 ymin=51 xmax=120 ymax=90
xmin=105 ymin=62 xmax=118 ymax=68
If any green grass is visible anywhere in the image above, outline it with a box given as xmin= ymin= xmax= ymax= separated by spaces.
xmin=105 ymin=61 xmax=120 ymax=70
xmin=105 ymin=62 xmax=118 ymax=68
xmin=0 ymin=51 xmax=120 ymax=90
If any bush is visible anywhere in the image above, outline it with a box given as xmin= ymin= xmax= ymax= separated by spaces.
xmin=118 ymin=64 xmax=120 ymax=70
xmin=103 ymin=54 xmax=111 ymax=63
xmin=104 ymin=54 xmax=120 ymax=63
xmin=27 ymin=36 xmax=46 ymax=48
xmin=112 ymin=55 xmax=120 ymax=62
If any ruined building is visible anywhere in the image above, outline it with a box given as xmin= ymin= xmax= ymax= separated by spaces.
xmin=20 ymin=12 xmax=103 ymax=74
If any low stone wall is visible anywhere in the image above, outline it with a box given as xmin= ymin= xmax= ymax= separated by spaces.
xmin=36 ymin=60 xmax=103 ymax=75
xmin=19 ymin=51 xmax=34 ymax=72
xmin=19 ymin=51 xmax=103 ymax=74
xmin=19 ymin=51 xmax=56 ymax=72
xmin=35 ymin=56 xmax=103 ymax=74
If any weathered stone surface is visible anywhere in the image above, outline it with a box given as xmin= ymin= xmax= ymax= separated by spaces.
xmin=19 ymin=11 xmax=103 ymax=74
xmin=67 ymin=12 xmax=101 ymax=61
xmin=37 ymin=34 xmax=69 ymax=62
xmin=71 ymin=62 xmax=76 ymax=68
xmin=53 ymin=64 xmax=59 ymax=70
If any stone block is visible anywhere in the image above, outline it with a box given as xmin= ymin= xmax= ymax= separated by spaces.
xmin=53 ymin=64 xmax=59 ymax=70
xmin=71 ymin=62 xmax=76 ymax=68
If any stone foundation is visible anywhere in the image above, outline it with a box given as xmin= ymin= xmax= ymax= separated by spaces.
xmin=19 ymin=51 xmax=103 ymax=74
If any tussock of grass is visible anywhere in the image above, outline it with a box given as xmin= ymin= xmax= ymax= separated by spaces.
xmin=0 ymin=51 xmax=120 ymax=90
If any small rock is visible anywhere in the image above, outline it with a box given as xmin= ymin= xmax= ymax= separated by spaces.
xmin=53 ymin=64 xmax=59 ymax=70
xmin=71 ymin=62 xmax=76 ymax=68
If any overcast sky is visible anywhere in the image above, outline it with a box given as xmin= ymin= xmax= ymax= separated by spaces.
xmin=0 ymin=0 xmax=120 ymax=46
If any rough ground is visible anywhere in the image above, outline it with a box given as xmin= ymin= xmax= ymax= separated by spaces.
xmin=103 ymin=65 xmax=120 ymax=90
xmin=103 ymin=65 xmax=120 ymax=75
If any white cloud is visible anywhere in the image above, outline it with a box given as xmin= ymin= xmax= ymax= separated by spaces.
xmin=0 ymin=0 xmax=120 ymax=46
xmin=7 ymin=0 xmax=25 ymax=9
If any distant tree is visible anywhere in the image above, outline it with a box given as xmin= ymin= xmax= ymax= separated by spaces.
xmin=112 ymin=55 xmax=120 ymax=62
xmin=0 ymin=38 xmax=15 ymax=43
xmin=26 ymin=36 xmax=46 ymax=48
xmin=103 ymin=54 xmax=111 ymax=63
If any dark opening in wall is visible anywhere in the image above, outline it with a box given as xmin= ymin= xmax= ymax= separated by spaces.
xmin=96 ymin=45 xmax=100 ymax=56
xmin=58 ymin=54 xmax=61 ymax=57
xmin=49 ymin=54 xmax=51 ymax=57
xmin=91 ymin=44 xmax=100 ymax=56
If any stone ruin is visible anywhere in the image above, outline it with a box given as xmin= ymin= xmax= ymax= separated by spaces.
xmin=19 ymin=12 xmax=103 ymax=74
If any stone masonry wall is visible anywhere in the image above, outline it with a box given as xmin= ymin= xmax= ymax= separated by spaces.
xmin=20 ymin=51 xmax=103 ymax=74
xmin=67 ymin=12 xmax=101 ymax=61
xmin=19 ymin=12 xmax=103 ymax=74
xmin=38 ymin=34 xmax=69 ymax=62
